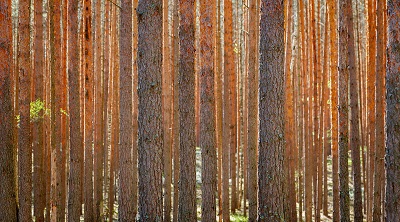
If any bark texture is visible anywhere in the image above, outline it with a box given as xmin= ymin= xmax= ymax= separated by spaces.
xmin=178 ymin=0 xmax=197 ymax=219
xmin=67 ymin=0 xmax=83 ymax=220
xmin=0 ymin=0 xmax=17 ymax=220
xmin=18 ymin=0 xmax=32 ymax=220
xmin=258 ymin=1 xmax=287 ymax=221
xmin=119 ymin=0 xmax=136 ymax=219
xmin=338 ymin=0 xmax=351 ymax=220
xmin=137 ymin=0 xmax=163 ymax=219
xmin=386 ymin=1 xmax=400 ymax=220
xmin=200 ymin=0 xmax=217 ymax=220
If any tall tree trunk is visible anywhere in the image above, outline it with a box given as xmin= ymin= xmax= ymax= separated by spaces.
xmin=172 ymin=0 xmax=180 ymax=219
xmin=83 ymin=0 xmax=94 ymax=219
xmin=18 ymin=0 xmax=32 ymax=220
xmin=385 ymin=1 xmax=400 ymax=220
xmin=338 ymin=0 xmax=351 ymax=220
xmin=200 ymin=0 xmax=217 ymax=219
xmin=163 ymin=0 xmax=172 ymax=219
xmin=33 ymin=0 xmax=46 ymax=220
xmin=373 ymin=0 xmax=386 ymax=220
xmin=215 ymin=0 xmax=224 ymax=220
xmin=93 ymin=0 xmax=104 ymax=219
xmin=247 ymin=0 xmax=258 ymax=220
xmin=119 ymin=0 xmax=136 ymax=219
xmin=178 ymin=0 xmax=197 ymax=219
xmin=0 ymin=0 xmax=18 ymax=220
xmin=327 ymin=0 xmax=339 ymax=220
xmin=284 ymin=1 xmax=296 ymax=221
xmin=258 ymin=1 xmax=287 ymax=221
xmin=137 ymin=0 xmax=163 ymax=219
xmin=67 ymin=0 xmax=84 ymax=219
xmin=49 ymin=0 xmax=63 ymax=220
xmin=347 ymin=0 xmax=363 ymax=220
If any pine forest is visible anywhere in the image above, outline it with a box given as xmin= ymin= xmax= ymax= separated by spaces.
xmin=0 ymin=0 xmax=399 ymax=221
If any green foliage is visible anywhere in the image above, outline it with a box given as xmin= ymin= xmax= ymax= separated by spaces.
xmin=15 ymin=99 xmax=53 ymax=127
xmin=230 ymin=214 xmax=248 ymax=222
xmin=30 ymin=99 xmax=50 ymax=122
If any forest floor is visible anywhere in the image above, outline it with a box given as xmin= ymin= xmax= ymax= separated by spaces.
xmin=101 ymin=150 xmax=363 ymax=221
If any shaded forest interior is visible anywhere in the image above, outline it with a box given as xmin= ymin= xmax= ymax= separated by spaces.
xmin=1 ymin=0 xmax=400 ymax=221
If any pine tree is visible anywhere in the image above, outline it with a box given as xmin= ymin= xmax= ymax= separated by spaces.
xmin=67 ymin=0 xmax=84 ymax=219
xmin=119 ymin=0 xmax=136 ymax=219
xmin=178 ymin=0 xmax=197 ymax=219
xmin=200 ymin=0 xmax=217 ymax=219
xmin=385 ymin=1 xmax=400 ymax=220
xmin=0 ymin=0 xmax=17 ymax=220
xmin=258 ymin=1 xmax=287 ymax=221
xmin=137 ymin=0 xmax=163 ymax=219
xmin=18 ymin=0 xmax=33 ymax=220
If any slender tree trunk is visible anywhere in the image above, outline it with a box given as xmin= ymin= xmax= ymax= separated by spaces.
xmin=347 ymin=0 xmax=363 ymax=220
xmin=385 ymin=1 xmax=400 ymax=220
xmin=373 ymin=0 xmax=386 ymax=220
xmin=0 ymin=0 xmax=17 ymax=220
xmin=67 ymin=0 xmax=83 ymax=219
xmin=338 ymin=0 xmax=351 ymax=220
xmin=82 ymin=0 xmax=94 ymax=219
xmin=18 ymin=0 xmax=32 ymax=220
xmin=200 ymin=0 xmax=217 ymax=219
xmin=93 ymin=0 xmax=104 ymax=219
xmin=177 ymin=0 xmax=197 ymax=219
xmin=60 ymin=0 xmax=68 ymax=218
xmin=119 ymin=0 xmax=136 ymax=219
xmin=215 ymin=0 xmax=224 ymax=220
xmin=49 ymin=0 xmax=63 ymax=220
xmin=247 ymin=0 xmax=258 ymax=220
xmin=163 ymin=0 xmax=172 ymax=219
xmin=33 ymin=0 xmax=46 ymax=219
xmin=284 ymin=1 xmax=296 ymax=221
xmin=137 ymin=0 xmax=163 ymax=219
xmin=172 ymin=0 xmax=180 ymax=219
xmin=327 ymin=0 xmax=339 ymax=220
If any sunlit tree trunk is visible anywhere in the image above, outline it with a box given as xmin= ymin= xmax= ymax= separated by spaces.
xmin=373 ymin=0 xmax=386 ymax=220
xmin=82 ymin=0 xmax=94 ymax=219
xmin=284 ymin=1 xmax=296 ymax=221
xmin=93 ymin=0 xmax=104 ymax=219
xmin=49 ymin=0 xmax=63 ymax=219
xmin=327 ymin=0 xmax=339 ymax=220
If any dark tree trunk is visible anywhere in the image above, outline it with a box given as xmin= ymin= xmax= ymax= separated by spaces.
xmin=17 ymin=0 xmax=33 ymax=220
xmin=137 ymin=0 xmax=163 ymax=219
xmin=200 ymin=0 xmax=217 ymax=220
xmin=67 ymin=0 xmax=84 ymax=220
xmin=258 ymin=1 xmax=287 ymax=221
xmin=178 ymin=0 xmax=197 ymax=219
xmin=0 ymin=0 xmax=17 ymax=220
xmin=386 ymin=1 xmax=400 ymax=220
